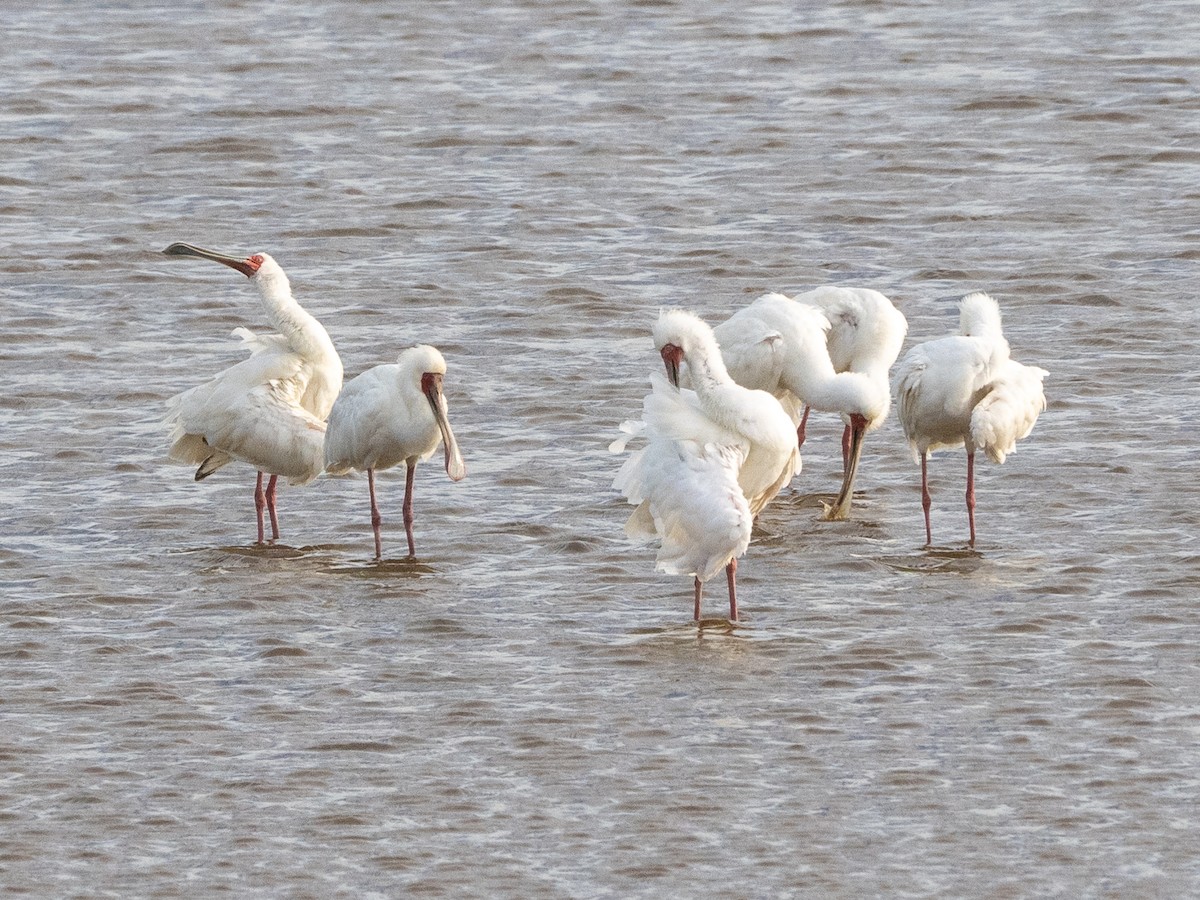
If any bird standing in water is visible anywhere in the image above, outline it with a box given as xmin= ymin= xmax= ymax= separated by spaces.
xmin=613 ymin=309 xmax=798 ymax=622
xmin=715 ymin=287 xmax=905 ymax=519
xmin=894 ymin=292 xmax=1047 ymax=547
xmin=162 ymin=243 xmax=343 ymax=545
xmin=324 ymin=345 xmax=466 ymax=559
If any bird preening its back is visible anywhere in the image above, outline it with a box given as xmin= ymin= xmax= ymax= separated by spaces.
xmin=894 ymin=292 xmax=1048 ymax=547
xmin=612 ymin=308 xmax=798 ymax=622
xmin=324 ymin=345 xmax=467 ymax=560
xmin=713 ymin=287 xmax=907 ymax=520
xmin=162 ymin=242 xmax=343 ymax=544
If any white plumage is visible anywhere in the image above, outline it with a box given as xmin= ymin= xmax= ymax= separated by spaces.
xmin=613 ymin=308 xmax=798 ymax=622
xmin=613 ymin=372 xmax=752 ymax=584
xmin=325 ymin=345 xmax=466 ymax=559
xmin=801 ymin=286 xmax=908 ymax=381
xmin=713 ymin=287 xmax=906 ymax=519
xmin=163 ymin=243 xmax=343 ymax=545
xmin=894 ymin=291 xmax=1048 ymax=547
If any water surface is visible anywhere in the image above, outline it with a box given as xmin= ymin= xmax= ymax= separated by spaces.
xmin=2 ymin=1 xmax=1198 ymax=896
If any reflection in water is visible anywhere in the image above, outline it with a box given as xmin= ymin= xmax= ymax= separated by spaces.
xmin=881 ymin=547 xmax=985 ymax=575
xmin=327 ymin=557 xmax=440 ymax=579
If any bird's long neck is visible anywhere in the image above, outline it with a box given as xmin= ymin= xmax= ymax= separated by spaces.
xmin=780 ymin=342 xmax=837 ymax=405
xmin=256 ymin=268 xmax=338 ymax=364
xmin=687 ymin=338 xmax=790 ymax=449
xmin=804 ymin=370 xmax=878 ymax=415
xmin=774 ymin=334 xmax=885 ymax=416
xmin=254 ymin=266 xmax=343 ymax=419
xmin=959 ymin=294 xmax=1006 ymax=343
xmin=686 ymin=336 xmax=734 ymax=400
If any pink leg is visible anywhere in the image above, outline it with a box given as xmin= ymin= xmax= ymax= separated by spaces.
xmin=368 ymin=468 xmax=383 ymax=559
xmin=254 ymin=471 xmax=266 ymax=545
xmin=726 ymin=558 xmax=738 ymax=622
xmin=921 ymin=452 xmax=932 ymax=547
xmin=265 ymin=474 xmax=279 ymax=542
xmin=966 ymin=450 xmax=977 ymax=548
xmin=841 ymin=424 xmax=851 ymax=475
xmin=796 ymin=405 xmax=811 ymax=449
xmin=403 ymin=462 xmax=417 ymax=557
xmin=693 ymin=578 xmax=703 ymax=622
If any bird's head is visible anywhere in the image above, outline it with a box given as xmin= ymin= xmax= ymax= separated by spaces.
xmin=658 ymin=342 xmax=684 ymax=387
xmin=400 ymin=345 xmax=466 ymax=483
xmin=653 ymin=308 xmax=717 ymax=387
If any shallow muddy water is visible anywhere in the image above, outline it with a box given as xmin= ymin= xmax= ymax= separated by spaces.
xmin=2 ymin=1 xmax=1198 ymax=895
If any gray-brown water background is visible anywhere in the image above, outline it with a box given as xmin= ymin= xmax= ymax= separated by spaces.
xmin=3 ymin=1 xmax=1199 ymax=896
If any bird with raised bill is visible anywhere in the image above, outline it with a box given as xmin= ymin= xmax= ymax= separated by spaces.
xmin=162 ymin=243 xmax=343 ymax=545
xmin=612 ymin=309 xmax=798 ymax=622
xmin=324 ymin=345 xmax=466 ymax=559
xmin=894 ymin=292 xmax=1047 ymax=548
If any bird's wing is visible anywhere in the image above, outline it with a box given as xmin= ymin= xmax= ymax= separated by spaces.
xmin=233 ymin=326 xmax=290 ymax=356
xmin=615 ymin=436 xmax=752 ymax=582
xmin=774 ymin=391 xmax=806 ymax=426
xmin=165 ymin=428 xmax=234 ymax=479
xmin=234 ymin=327 xmax=342 ymax=421
xmin=798 ymin=286 xmax=907 ymax=373
xmin=704 ymin=383 xmax=800 ymax=513
xmin=641 ymin=371 xmax=750 ymax=450
xmin=166 ymin=352 xmax=326 ymax=484
xmin=201 ymin=382 xmax=327 ymax=484
xmin=651 ymin=440 xmax=752 ymax=582
xmin=608 ymin=418 xmax=646 ymax=455
xmin=970 ymin=360 xmax=1048 ymax=464
xmin=893 ymin=347 xmax=928 ymax=456
xmin=323 ymin=370 xmax=401 ymax=474
xmin=895 ymin=336 xmax=1005 ymax=459
xmin=613 ymin=373 xmax=753 ymax=581
xmin=610 ymin=372 xmax=742 ymax=461
xmin=176 ymin=333 xmax=315 ymax=410
xmin=166 ymin=329 xmax=298 ymax=414
xmin=713 ymin=312 xmax=786 ymax=393
xmin=743 ymin=443 xmax=799 ymax=518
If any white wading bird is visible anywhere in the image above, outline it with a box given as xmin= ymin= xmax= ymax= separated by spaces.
xmin=714 ymin=287 xmax=905 ymax=519
xmin=162 ymin=242 xmax=343 ymax=545
xmin=324 ymin=345 xmax=466 ymax=559
xmin=612 ymin=309 xmax=798 ymax=622
xmin=894 ymin=292 xmax=1047 ymax=547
